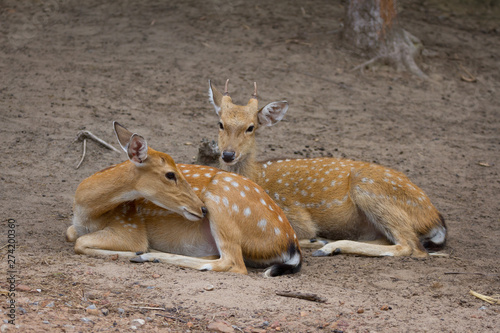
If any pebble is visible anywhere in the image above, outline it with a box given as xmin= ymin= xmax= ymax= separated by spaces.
xmin=204 ymin=284 xmax=214 ymax=291
xmin=15 ymin=285 xmax=31 ymax=292
xmin=357 ymin=308 xmax=365 ymax=314
xmin=81 ymin=317 xmax=92 ymax=323
xmin=152 ymin=273 xmax=160 ymax=279
xmin=118 ymin=308 xmax=125 ymax=315
xmin=207 ymin=321 xmax=234 ymax=333
xmin=131 ymin=319 xmax=145 ymax=327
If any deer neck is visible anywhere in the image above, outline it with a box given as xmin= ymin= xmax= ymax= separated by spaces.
xmin=73 ymin=161 xmax=140 ymax=220
xmin=221 ymin=150 xmax=261 ymax=182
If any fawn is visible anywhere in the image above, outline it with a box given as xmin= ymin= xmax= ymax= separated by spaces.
xmin=208 ymin=80 xmax=447 ymax=257
xmin=66 ymin=122 xmax=301 ymax=276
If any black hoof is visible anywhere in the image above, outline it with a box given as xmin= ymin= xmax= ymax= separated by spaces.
xmin=312 ymin=250 xmax=327 ymax=257
xmin=135 ymin=251 xmax=144 ymax=255
xmin=333 ymin=248 xmax=341 ymax=255
xmin=130 ymin=256 xmax=146 ymax=263
xmin=152 ymin=259 xmax=160 ymax=263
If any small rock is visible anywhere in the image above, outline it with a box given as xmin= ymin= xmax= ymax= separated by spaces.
xmin=45 ymin=302 xmax=54 ymax=308
xmin=131 ymin=319 xmax=145 ymax=327
xmin=300 ymin=311 xmax=308 ymax=317
xmin=81 ymin=317 xmax=92 ymax=323
xmin=15 ymin=285 xmax=31 ymax=292
xmin=42 ymin=321 xmax=50 ymax=324
xmin=357 ymin=308 xmax=365 ymax=314
xmin=207 ymin=320 xmax=234 ymax=333
xmin=380 ymin=305 xmax=392 ymax=311
xmin=204 ymin=284 xmax=214 ymax=291
xmin=479 ymin=306 xmax=488 ymax=310
xmin=101 ymin=308 xmax=109 ymax=316
xmin=152 ymin=273 xmax=160 ymax=279
xmin=117 ymin=308 xmax=125 ymax=315
xmin=109 ymin=254 xmax=119 ymax=261
xmin=86 ymin=309 xmax=100 ymax=316
xmin=130 ymin=326 xmax=137 ymax=330
xmin=250 ymin=328 xmax=266 ymax=333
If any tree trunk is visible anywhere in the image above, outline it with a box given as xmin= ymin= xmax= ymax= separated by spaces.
xmin=343 ymin=0 xmax=427 ymax=78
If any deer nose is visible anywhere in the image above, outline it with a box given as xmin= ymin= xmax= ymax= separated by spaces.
xmin=201 ymin=206 xmax=208 ymax=217
xmin=222 ymin=151 xmax=236 ymax=163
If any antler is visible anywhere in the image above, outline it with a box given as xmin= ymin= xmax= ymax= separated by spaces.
xmin=251 ymin=82 xmax=257 ymax=100
xmin=223 ymin=79 xmax=230 ymax=96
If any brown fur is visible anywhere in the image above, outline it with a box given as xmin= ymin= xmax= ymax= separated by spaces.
xmin=67 ymin=123 xmax=301 ymax=276
xmin=209 ymin=81 xmax=446 ymax=257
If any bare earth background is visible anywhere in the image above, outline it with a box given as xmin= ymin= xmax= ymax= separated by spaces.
xmin=1 ymin=0 xmax=499 ymax=332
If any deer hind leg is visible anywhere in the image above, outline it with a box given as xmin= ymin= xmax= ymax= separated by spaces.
xmin=66 ymin=225 xmax=78 ymax=242
xmin=131 ymin=247 xmax=247 ymax=274
xmin=299 ymin=238 xmax=329 ymax=249
xmin=73 ymin=221 xmax=149 ymax=259
xmin=313 ymin=195 xmax=428 ymax=257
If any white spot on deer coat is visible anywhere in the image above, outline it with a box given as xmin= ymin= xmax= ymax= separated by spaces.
xmin=232 ymin=204 xmax=239 ymax=213
xmin=274 ymin=227 xmax=281 ymax=235
xmin=257 ymin=219 xmax=267 ymax=231
xmin=243 ymin=207 xmax=251 ymax=217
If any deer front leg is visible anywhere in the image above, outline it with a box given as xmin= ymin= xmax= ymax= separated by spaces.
xmin=130 ymin=250 xmax=247 ymax=274
xmin=73 ymin=221 xmax=149 ymax=258
xmin=312 ymin=239 xmax=427 ymax=257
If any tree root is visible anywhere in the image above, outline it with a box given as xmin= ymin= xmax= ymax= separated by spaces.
xmin=352 ymin=29 xmax=428 ymax=79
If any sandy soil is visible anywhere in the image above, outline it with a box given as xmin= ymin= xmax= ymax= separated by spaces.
xmin=1 ymin=0 xmax=499 ymax=332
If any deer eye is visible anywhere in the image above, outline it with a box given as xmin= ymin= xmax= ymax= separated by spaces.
xmin=165 ymin=172 xmax=176 ymax=181
xmin=246 ymin=125 xmax=255 ymax=133
xmin=218 ymin=122 xmax=224 ymax=130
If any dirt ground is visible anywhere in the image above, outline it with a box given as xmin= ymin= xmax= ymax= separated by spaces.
xmin=1 ymin=0 xmax=499 ymax=332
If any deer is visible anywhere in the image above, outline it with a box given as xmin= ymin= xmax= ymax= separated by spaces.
xmin=66 ymin=122 xmax=302 ymax=277
xmin=208 ymin=79 xmax=447 ymax=258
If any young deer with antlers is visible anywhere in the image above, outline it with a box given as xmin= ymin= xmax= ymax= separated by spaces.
xmin=208 ymin=80 xmax=447 ymax=258
xmin=66 ymin=122 xmax=301 ymax=276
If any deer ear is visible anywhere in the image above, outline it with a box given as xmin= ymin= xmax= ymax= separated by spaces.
xmin=113 ymin=122 xmax=148 ymax=164
xmin=208 ymin=79 xmax=223 ymax=115
xmin=114 ymin=121 xmax=134 ymax=152
xmin=127 ymin=134 xmax=148 ymax=164
xmin=258 ymin=101 xmax=288 ymax=127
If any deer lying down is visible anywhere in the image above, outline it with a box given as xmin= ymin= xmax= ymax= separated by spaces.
xmin=66 ymin=122 xmax=302 ymax=277
xmin=208 ymin=80 xmax=447 ymax=258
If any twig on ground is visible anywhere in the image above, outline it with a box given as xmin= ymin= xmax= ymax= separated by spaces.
xmin=276 ymin=291 xmax=327 ymax=303
xmin=444 ymin=272 xmax=499 ymax=276
xmin=155 ymin=313 xmax=187 ymax=323
xmin=75 ymin=139 xmax=87 ymax=169
xmin=351 ymin=55 xmax=384 ymax=72
xmin=133 ymin=306 xmax=167 ymax=311
xmin=469 ymin=290 xmax=500 ymax=305
xmin=459 ymin=64 xmax=477 ymax=83
xmin=74 ymin=130 xmax=120 ymax=169
xmin=74 ymin=130 xmax=120 ymax=153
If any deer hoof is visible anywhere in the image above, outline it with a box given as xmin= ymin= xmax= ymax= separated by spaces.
xmin=312 ymin=249 xmax=328 ymax=257
xmin=130 ymin=255 xmax=148 ymax=263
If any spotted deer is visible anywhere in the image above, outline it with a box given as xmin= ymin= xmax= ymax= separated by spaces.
xmin=208 ymin=80 xmax=447 ymax=257
xmin=66 ymin=122 xmax=301 ymax=276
